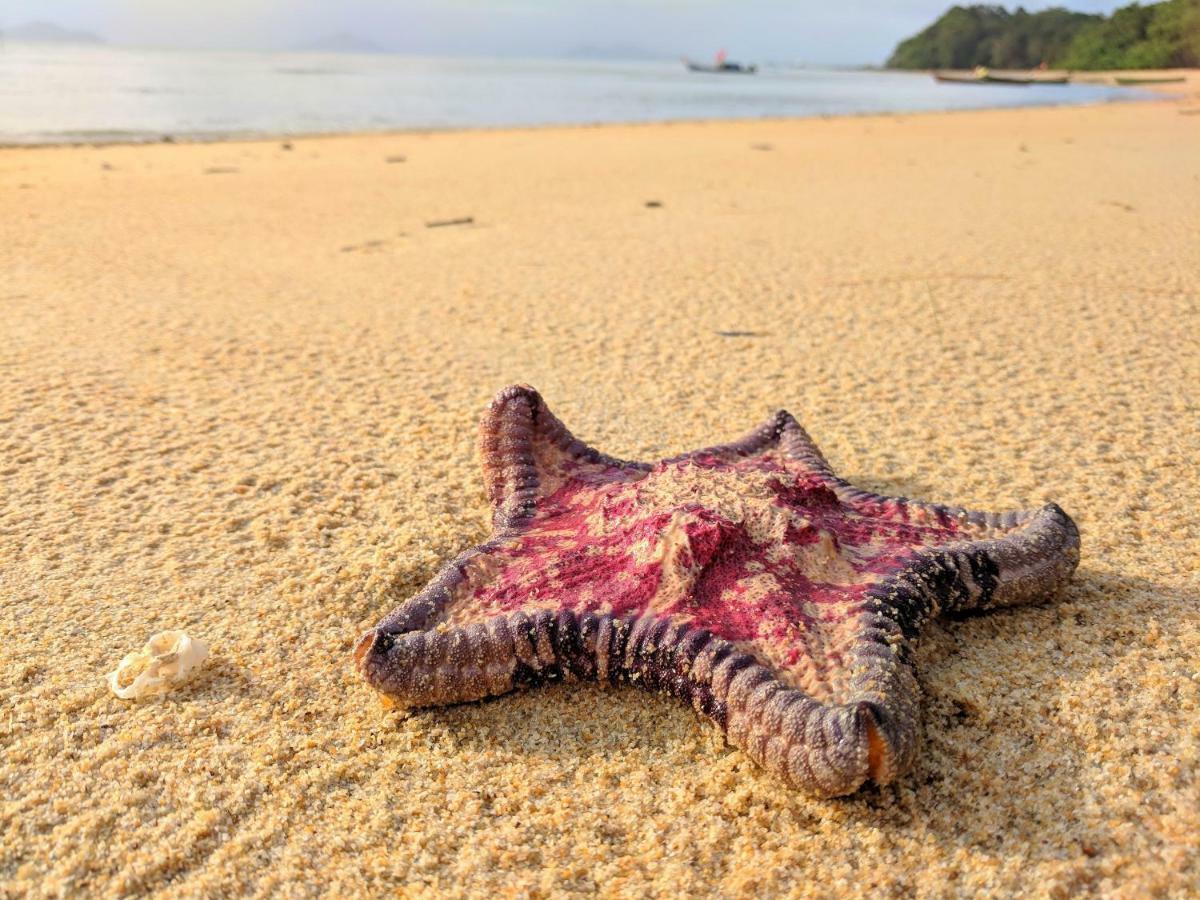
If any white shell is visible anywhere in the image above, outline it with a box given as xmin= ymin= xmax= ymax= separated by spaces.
xmin=106 ymin=630 xmax=209 ymax=699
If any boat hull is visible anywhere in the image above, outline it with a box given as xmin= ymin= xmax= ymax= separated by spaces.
xmin=685 ymin=61 xmax=758 ymax=75
xmin=1115 ymin=76 xmax=1186 ymax=85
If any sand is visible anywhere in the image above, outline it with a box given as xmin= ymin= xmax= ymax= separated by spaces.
xmin=2 ymin=91 xmax=1199 ymax=896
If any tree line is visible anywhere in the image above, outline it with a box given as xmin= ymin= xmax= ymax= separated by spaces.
xmin=887 ymin=0 xmax=1200 ymax=70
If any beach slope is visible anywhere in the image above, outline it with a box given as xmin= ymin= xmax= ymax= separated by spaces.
xmin=2 ymin=98 xmax=1198 ymax=894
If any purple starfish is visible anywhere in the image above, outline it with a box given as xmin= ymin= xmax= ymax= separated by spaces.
xmin=356 ymin=385 xmax=1079 ymax=796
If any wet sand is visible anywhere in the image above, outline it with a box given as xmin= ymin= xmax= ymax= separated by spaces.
xmin=2 ymin=95 xmax=1198 ymax=895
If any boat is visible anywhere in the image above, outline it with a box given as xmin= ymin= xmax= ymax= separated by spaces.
xmin=685 ymin=59 xmax=757 ymax=74
xmin=1114 ymin=75 xmax=1186 ymax=85
xmin=684 ymin=51 xmax=757 ymax=74
xmin=982 ymin=73 xmax=1034 ymax=85
xmin=933 ymin=72 xmax=989 ymax=84
xmin=933 ymin=70 xmax=1067 ymax=86
xmin=933 ymin=71 xmax=1028 ymax=85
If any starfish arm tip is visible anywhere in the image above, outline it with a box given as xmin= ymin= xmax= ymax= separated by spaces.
xmin=976 ymin=501 xmax=1081 ymax=610
xmin=728 ymin=683 xmax=920 ymax=797
xmin=478 ymin=384 xmax=647 ymax=529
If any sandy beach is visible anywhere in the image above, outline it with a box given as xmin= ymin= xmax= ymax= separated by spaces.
xmin=2 ymin=93 xmax=1198 ymax=895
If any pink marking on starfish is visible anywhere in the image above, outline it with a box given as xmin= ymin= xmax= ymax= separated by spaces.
xmin=356 ymin=385 xmax=1080 ymax=796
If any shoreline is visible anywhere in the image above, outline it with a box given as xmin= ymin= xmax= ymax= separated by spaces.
xmin=0 ymin=88 xmax=1185 ymax=150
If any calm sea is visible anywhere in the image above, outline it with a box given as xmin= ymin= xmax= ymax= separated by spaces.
xmin=0 ymin=43 xmax=1144 ymax=145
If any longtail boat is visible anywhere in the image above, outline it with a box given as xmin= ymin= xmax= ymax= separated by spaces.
xmin=933 ymin=72 xmax=988 ymax=84
xmin=981 ymin=73 xmax=1034 ymax=85
xmin=934 ymin=71 xmax=1028 ymax=85
xmin=685 ymin=59 xmax=757 ymax=74
xmin=1114 ymin=75 xmax=1186 ymax=85
xmin=934 ymin=71 xmax=1068 ymax=86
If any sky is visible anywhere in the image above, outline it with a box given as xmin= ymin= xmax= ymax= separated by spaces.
xmin=3 ymin=1 xmax=1135 ymax=64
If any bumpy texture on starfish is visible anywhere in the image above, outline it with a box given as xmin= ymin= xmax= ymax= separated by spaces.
xmin=356 ymin=385 xmax=1080 ymax=797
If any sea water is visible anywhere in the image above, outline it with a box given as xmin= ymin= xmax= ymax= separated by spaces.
xmin=0 ymin=43 xmax=1146 ymax=144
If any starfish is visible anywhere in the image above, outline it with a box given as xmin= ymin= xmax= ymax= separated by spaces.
xmin=356 ymin=385 xmax=1080 ymax=796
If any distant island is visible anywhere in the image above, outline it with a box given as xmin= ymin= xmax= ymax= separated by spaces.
xmin=887 ymin=0 xmax=1200 ymax=70
xmin=2 ymin=21 xmax=105 ymax=45
xmin=295 ymin=33 xmax=385 ymax=54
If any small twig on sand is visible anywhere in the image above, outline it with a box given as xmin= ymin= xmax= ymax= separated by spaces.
xmin=340 ymin=239 xmax=387 ymax=253
xmin=386 ymin=155 xmax=407 ymax=163
xmin=644 ymin=200 xmax=663 ymax=208
xmin=204 ymin=167 xmax=239 ymax=175
xmin=715 ymin=330 xmax=764 ymax=338
xmin=425 ymin=217 xmax=473 ymax=228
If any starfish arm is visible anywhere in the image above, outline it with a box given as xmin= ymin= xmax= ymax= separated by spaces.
xmin=963 ymin=503 xmax=1081 ymax=611
xmin=714 ymin=405 xmax=1082 ymax=615
xmin=479 ymin=384 xmax=649 ymax=529
xmin=359 ymin=383 xmax=647 ymax=674
xmin=691 ymin=404 xmax=1081 ymax=616
xmin=367 ymin=541 xmax=498 ymax=636
xmin=814 ymin=502 xmax=1081 ymax=787
xmin=811 ymin=481 xmax=1081 ymax=616
xmin=357 ymin=605 xmax=876 ymax=794
xmin=668 ymin=409 xmax=834 ymax=478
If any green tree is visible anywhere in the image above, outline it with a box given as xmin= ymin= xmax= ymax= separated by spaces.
xmin=1145 ymin=0 xmax=1200 ymax=66
xmin=1060 ymin=0 xmax=1200 ymax=69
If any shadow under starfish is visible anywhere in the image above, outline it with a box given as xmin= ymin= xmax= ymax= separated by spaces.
xmin=356 ymin=385 xmax=1080 ymax=797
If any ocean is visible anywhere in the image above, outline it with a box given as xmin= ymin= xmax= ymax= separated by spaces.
xmin=0 ymin=43 xmax=1145 ymax=145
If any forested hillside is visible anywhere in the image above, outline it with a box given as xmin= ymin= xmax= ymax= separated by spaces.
xmin=887 ymin=1 xmax=1200 ymax=70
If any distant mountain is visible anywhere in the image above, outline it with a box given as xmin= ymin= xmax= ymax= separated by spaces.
xmin=296 ymin=33 xmax=385 ymax=54
xmin=3 ymin=21 xmax=105 ymax=45
xmin=566 ymin=43 xmax=667 ymax=61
